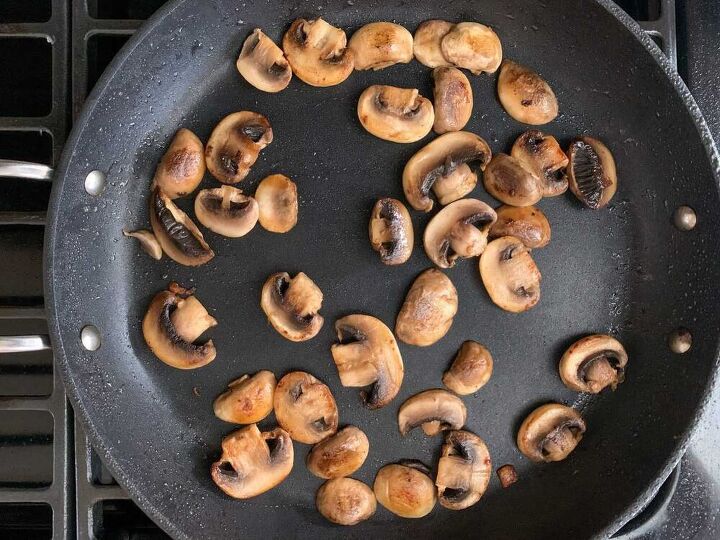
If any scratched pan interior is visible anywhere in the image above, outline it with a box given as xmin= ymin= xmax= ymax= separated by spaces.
xmin=45 ymin=0 xmax=720 ymax=538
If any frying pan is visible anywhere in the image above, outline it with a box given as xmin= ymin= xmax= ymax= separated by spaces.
xmin=39 ymin=0 xmax=720 ymax=538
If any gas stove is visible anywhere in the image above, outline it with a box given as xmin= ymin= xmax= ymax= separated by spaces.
xmin=0 ymin=1 xmax=718 ymax=538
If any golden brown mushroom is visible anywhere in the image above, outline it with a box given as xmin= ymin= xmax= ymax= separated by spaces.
xmin=152 ymin=128 xmax=205 ymax=199
xmin=442 ymin=341 xmax=493 ymax=395
xmin=441 ymin=22 xmax=502 ymax=75
xmin=274 ymin=371 xmax=338 ymax=444
xmin=369 ymin=198 xmax=413 ymax=265
xmin=511 ymin=130 xmax=568 ymax=197
xmin=194 ymin=186 xmax=259 ymax=238
xmin=517 ymin=403 xmax=586 ymax=462
xmin=398 ymin=389 xmax=467 ymax=436
xmin=316 ymin=478 xmax=376 ymax=526
xmin=255 ymin=174 xmax=298 ymax=233
xmin=479 ymin=236 xmax=541 ymax=313
xmin=306 ymin=425 xmax=369 ymax=479
xmin=489 ymin=205 xmax=551 ymax=249
xmin=357 ymin=85 xmax=434 ymax=143
xmin=559 ymin=334 xmax=628 ymax=393
xmin=497 ymin=60 xmax=558 ymax=125
xmin=436 ymin=430 xmax=492 ymax=510
xmin=566 ymin=136 xmax=618 ymax=209
xmin=483 ymin=153 xmax=543 ymax=207
xmin=213 ymin=370 xmax=276 ymax=424
xmin=122 ymin=229 xmax=162 ymax=260
xmin=413 ymin=20 xmax=454 ymax=68
xmin=496 ymin=464 xmax=519 ymax=488
xmin=432 ymin=67 xmax=473 ymax=134
xmin=260 ymin=272 xmax=324 ymax=342
xmin=373 ymin=461 xmax=436 ymax=518
xmin=348 ymin=22 xmax=413 ymax=70
xmin=236 ymin=28 xmax=292 ymax=93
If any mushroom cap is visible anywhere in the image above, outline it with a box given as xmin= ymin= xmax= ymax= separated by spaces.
xmin=211 ymin=424 xmax=294 ymax=499
xmin=398 ymin=389 xmax=467 ymax=436
xmin=236 ymin=28 xmax=292 ymax=93
xmin=194 ymin=186 xmax=259 ymax=238
xmin=260 ymin=272 xmax=324 ymax=342
xmin=357 ymin=85 xmax=434 ymax=143
xmin=442 ymin=340 xmax=493 ymax=395
xmin=479 ymin=236 xmax=541 ymax=313
xmin=489 ymin=205 xmax=551 ymax=249
xmin=423 ymin=198 xmax=497 ymax=268
xmin=483 ymin=153 xmax=543 ymax=207
xmin=348 ymin=22 xmax=413 ymax=71
xmin=413 ymin=20 xmax=454 ymax=68
xmin=403 ymin=131 xmax=492 ymax=212
xmin=255 ymin=174 xmax=298 ymax=233
xmin=369 ymin=198 xmax=413 ymax=265
xmin=432 ymin=67 xmax=473 ymax=134
xmin=331 ymin=314 xmax=404 ymax=409
xmin=123 ymin=229 xmax=162 ymax=260
xmin=274 ymin=371 xmax=339 ymax=444
xmin=213 ymin=370 xmax=277 ymax=424
xmin=153 ymin=128 xmax=205 ymax=199
xmin=436 ymin=430 xmax=492 ymax=510
xmin=517 ymin=403 xmax=586 ymax=462
xmin=306 ymin=425 xmax=370 ymax=479
xmin=511 ymin=130 xmax=569 ymax=197
xmin=497 ymin=60 xmax=558 ymax=125
xmin=373 ymin=462 xmax=437 ymax=518
xmin=559 ymin=334 xmax=628 ymax=393
xmin=566 ymin=136 xmax=617 ymax=209
xmin=316 ymin=478 xmax=377 ymax=526
xmin=282 ymin=18 xmax=354 ymax=87
xmin=395 ymin=269 xmax=458 ymax=347
xmin=440 ymin=22 xmax=502 ymax=75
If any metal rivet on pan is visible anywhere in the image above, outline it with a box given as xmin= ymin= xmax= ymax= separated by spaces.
xmin=80 ymin=325 xmax=101 ymax=351
xmin=668 ymin=328 xmax=692 ymax=354
xmin=84 ymin=170 xmax=106 ymax=196
xmin=673 ymin=206 xmax=697 ymax=231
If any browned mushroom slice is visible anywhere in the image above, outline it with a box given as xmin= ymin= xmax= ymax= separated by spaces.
xmin=442 ymin=340 xmax=493 ymax=395
xmin=373 ymin=461 xmax=436 ymax=518
xmin=306 ymin=425 xmax=369 ymax=479
xmin=441 ymin=22 xmax=502 ymax=75
xmin=483 ymin=153 xmax=543 ymax=207
xmin=403 ymin=132 xmax=492 ymax=212
xmin=260 ymin=272 xmax=323 ymax=342
xmin=398 ymin=389 xmax=467 ymax=436
xmin=153 ymin=128 xmax=205 ymax=199
xmin=255 ymin=174 xmax=298 ymax=233
xmin=498 ymin=60 xmax=558 ymax=125
xmin=566 ymin=136 xmax=617 ymax=209
xmin=149 ymin=187 xmax=214 ymax=266
xmin=436 ymin=430 xmax=492 ymax=510
xmin=348 ymin=22 xmax=413 ymax=70
xmin=274 ymin=371 xmax=338 ymax=444
xmin=211 ymin=424 xmax=293 ymax=499
xmin=511 ymin=130 xmax=569 ymax=197
xmin=316 ymin=478 xmax=377 ymax=526
xmin=282 ymin=18 xmax=354 ymax=87
xmin=423 ymin=198 xmax=497 ymax=268
xmin=122 ymin=229 xmax=162 ymax=260
xmin=517 ymin=403 xmax=586 ymax=462
xmin=205 ymin=111 xmax=273 ymax=184
xmin=489 ymin=205 xmax=551 ymax=249
xmin=331 ymin=314 xmax=404 ymax=409
xmin=194 ymin=186 xmax=259 ymax=238
xmin=369 ymin=198 xmax=413 ymax=265
xmin=479 ymin=236 xmax=541 ymax=313
xmin=395 ymin=269 xmax=458 ymax=347
xmin=357 ymin=85 xmax=434 ymax=143
xmin=496 ymin=464 xmax=518 ymax=488
xmin=432 ymin=67 xmax=473 ymax=134
xmin=236 ymin=28 xmax=292 ymax=93
xmin=559 ymin=334 xmax=628 ymax=393
xmin=413 ymin=20 xmax=454 ymax=68
xmin=213 ymin=370 xmax=277 ymax=424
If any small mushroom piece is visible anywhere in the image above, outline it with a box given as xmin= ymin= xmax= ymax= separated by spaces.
xmin=369 ymin=198 xmax=413 ymax=265
xmin=152 ymin=128 xmax=205 ymax=199
xmin=403 ymin=132 xmax=492 ymax=212
xmin=236 ymin=28 xmax=292 ymax=93
xmin=398 ymin=389 xmax=467 ymax=436
xmin=205 ymin=111 xmax=273 ymax=184
xmin=255 ymin=174 xmax=298 ymax=233
xmin=566 ymin=136 xmax=618 ymax=209
xmin=436 ymin=430 xmax=492 ymax=510
xmin=483 ymin=153 xmax=543 ymax=207
xmin=194 ymin=186 xmax=259 ymax=238
xmin=331 ymin=314 xmax=404 ymax=409
xmin=479 ymin=236 xmax=541 ymax=313
xmin=433 ymin=67 xmax=473 ymax=134
xmin=357 ymin=85 xmax=434 ymax=143
xmin=442 ymin=341 xmax=493 ymax=395
xmin=517 ymin=403 xmax=586 ymax=462
xmin=441 ymin=22 xmax=502 ymax=75
xmin=122 ymin=229 xmax=162 ymax=260
xmin=496 ymin=464 xmax=518 ymax=488
xmin=210 ymin=424 xmax=293 ymax=499
xmin=282 ymin=18 xmax=354 ymax=87
xmin=559 ymin=334 xmax=628 ymax=393
xmin=395 ymin=269 xmax=458 ymax=347
xmin=489 ymin=205 xmax=551 ymax=249
xmin=374 ymin=461 xmax=436 ymax=518
xmin=413 ymin=20 xmax=454 ymax=68
xmin=497 ymin=60 xmax=558 ymax=125
xmin=213 ymin=370 xmax=277 ymax=424
xmin=316 ymin=478 xmax=377 ymax=526
xmin=260 ymin=272 xmax=323 ymax=342
xmin=149 ymin=187 xmax=215 ymax=266
xmin=511 ymin=130 xmax=569 ymax=197
xmin=423 ymin=198 xmax=497 ymax=268
xmin=348 ymin=22 xmax=413 ymax=71
xmin=306 ymin=425 xmax=370 ymax=479
xmin=274 ymin=371 xmax=339 ymax=444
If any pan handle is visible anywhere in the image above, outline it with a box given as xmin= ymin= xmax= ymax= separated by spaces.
xmin=0 ymin=335 xmax=51 ymax=353
xmin=0 ymin=160 xmax=53 ymax=181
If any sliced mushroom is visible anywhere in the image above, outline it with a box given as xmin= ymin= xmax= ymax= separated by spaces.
xmin=413 ymin=20 xmax=454 ymax=68
xmin=142 ymin=283 xmax=217 ymax=369
xmin=398 ymin=389 xmax=467 ymax=436
xmin=442 ymin=340 xmax=493 ymax=395
xmin=432 ymin=67 xmax=473 ymax=134
xmin=566 ymin=136 xmax=617 ymax=209
xmin=255 ymin=174 xmax=298 ymax=233
xmin=423 ymin=198 xmax=497 ymax=268
xmin=479 ymin=236 xmax=541 ymax=313
xmin=436 ymin=430 xmax=492 ymax=510
xmin=274 ymin=371 xmax=338 ymax=444
xmin=194 ymin=186 xmax=259 ymax=238
xmin=559 ymin=334 xmax=628 ymax=393
xmin=213 ymin=370 xmax=277 ymax=424
xmin=205 ymin=111 xmax=273 ymax=184
xmin=369 ymin=198 xmax=413 ymax=265
xmin=511 ymin=130 xmax=568 ymax=197
xmin=330 ymin=314 xmax=404 ymax=409
xmin=122 ymin=229 xmax=162 ymax=260
xmin=236 ymin=28 xmax=292 ymax=93
xmin=210 ymin=424 xmax=293 ymax=499
xmin=306 ymin=425 xmax=369 ymax=479
xmin=403 ymin=132 xmax=492 ymax=212
xmin=497 ymin=60 xmax=558 ymax=125
xmin=282 ymin=18 xmax=354 ymax=87
xmin=152 ymin=128 xmax=205 ymax=199
xmin=357 ymin=85 xmax=434 ymax=143
xmin=496 ymin=464 xmax=518 ymax=488
xmin=348 ymin=22 xmax=413 ymax=71
xmin=373 ymin=461 xmax=436 ymax=518
xmin=441 ymin=22 xmax=502 ymax=75
xmin=149 ymin=186 xmax=214 ymax=266
xmin=316 ymin=478 xmax=377 ymax=526
xmin=260 ymin=272 xmax=323 ymax=342
xmin=483 ymin=153 xmax=543 ymax=207
xmin=395 ymin=269 xmax=458 ymax=347
xmin=517 ymin=403 xmax=586 ymax=462
xmin=489 ymin=205 xmax=551 ymax=249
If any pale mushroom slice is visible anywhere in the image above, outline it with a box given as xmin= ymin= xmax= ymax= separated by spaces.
xmin=395 ymin=269 xmax=458 ymax=347
xmin=442 ymin=341 xmax=493 ymax=395
xmin=211 ymin=424 xmax=294 ymax=499
xmin=413 ymin=20 xmax=454 ymax=68
xmin=274 ymin=371 xmax=338 ymax=444
xmin=511 ymin=130 xmax=569 ymax=197
xmin=348 ymin=22 xmax=413 ymax=70
xmin=373 ymin=461 xmax=436 ymax=518
xmin=306 ymin=425 xmax=369 ymax=479
xmin=423 ymin=198 xmax=497 ymax=269
xmin=255 ymin=174 xmax=298 ymax=233
xmin=433 ymin=67 xmax=473 ymax=134
xmin=194 ymin=186 xmax=259 ymax=238
xmin=357 ymin=85 xmax=434 ymax=143
xmin=122 ymin=229 xmax=162 ymax=260
xmin=398 ymin=389 xmax=467 ymax=436
xmin=260 ymin=272 xmax=323 ymax=342
xmin=153 ymin=128 xmax=205 ymax=199
xmin=441 ymin=22 xmax=502 ymax=75
xmin=497 ymin=60 xmax=558 ymax=125
xmin=316 ymin=478 xmax=377 ymax=526
xmin=517 ymin=403 xmax=586 ymax=462
xmin=236 ymin=28 xmax=292 ymax=93
xmin=331 ymin=314 xmax=404 ymax=409
xmin=559 ymin=334 xmax=628 ymax=393
xmin=483 ymin=153 xmax=543 ymax=207
xmin=489 ymin=205 xmax=551 ymax=249
xmin=566 ymin=136 xmax=617 ymax=209
xmin=479 ymin=236 xmax=541 ymax=313
xmin=213 ymin=370 xmax=277 ymax=424
xmin=369 ymin=198 xmax=413 ymax=265
xmin=403 ymin=132 xmax=492 ymax=212
xmin=436 ymin=430 xmax=492 ymax=510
